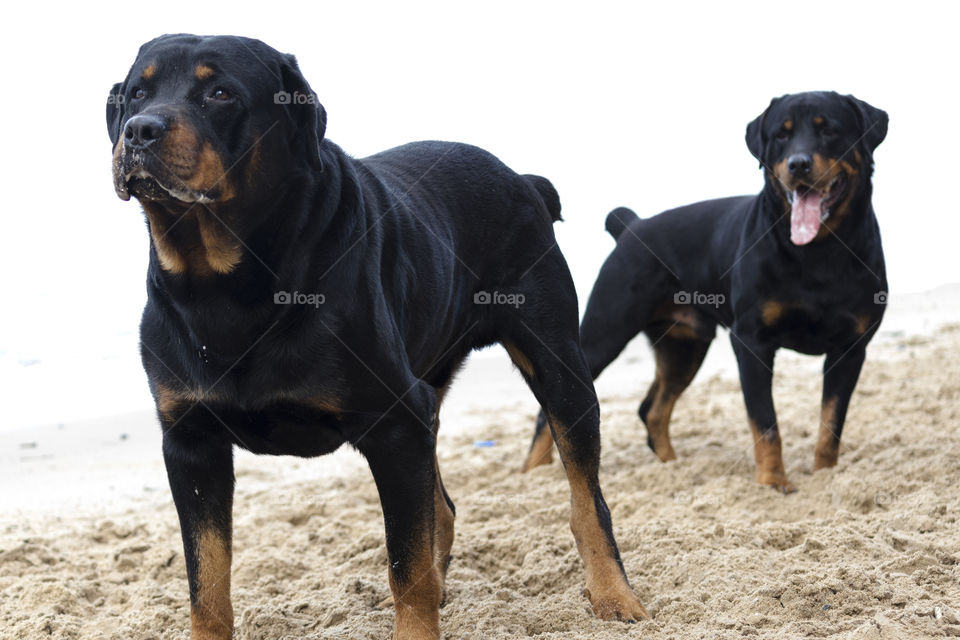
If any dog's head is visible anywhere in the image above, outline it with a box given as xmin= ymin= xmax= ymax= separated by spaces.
xmin=745 ymin=91 xmax=887 ymax=246
xmin=107 ymin=34 xmax=325 ymax=209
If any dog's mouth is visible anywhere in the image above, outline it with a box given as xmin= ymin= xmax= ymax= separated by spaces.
xmin=113 ymin=146 xmax=213 ymax=205
xmin=126 ymin=172 xmax=171 ymax=201
xmin=784 ymin=172 xmax=848 ymax=246
xmin=122 ymin=168 xmax=213 ymax=204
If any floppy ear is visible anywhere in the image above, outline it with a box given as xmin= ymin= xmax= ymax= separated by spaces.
xmin=845 ymin=95 xmax=888 ymax=154
xmin=745 ymin=97 xmax=779 ymax=166
xmin=280 ymin=54 xmax=326 ymax=167
xmin=106 ymin=82 xmax=124 ymax=146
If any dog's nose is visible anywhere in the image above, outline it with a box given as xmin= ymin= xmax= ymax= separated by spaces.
xmin=787 ymin=153 xmax=813 ymax=176
xmin=123 ymin=114 xmax=166 ymax=148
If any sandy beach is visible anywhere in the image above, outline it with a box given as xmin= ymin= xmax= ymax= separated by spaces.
xmin=1 ymin=286 xmax=959 ymax=639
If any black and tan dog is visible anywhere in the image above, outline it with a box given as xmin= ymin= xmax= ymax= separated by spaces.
xmin=523 ymin=92 xmax=888 ymax=493
xmin=107 ymin=35 xmax=647 ymax=639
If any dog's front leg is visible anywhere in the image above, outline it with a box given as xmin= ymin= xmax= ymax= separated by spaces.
xmin=730 ymin=333 xmax=794 ymax=493
xmin=357 ymin=390 xmax=442 ymax=640
xmin=815 ymin=347 xmax=867 ymax=470
xmin=162 ymin=406 xmax=236 ymax=640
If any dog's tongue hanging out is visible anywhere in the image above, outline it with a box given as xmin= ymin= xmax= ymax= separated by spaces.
xmin=790 ymin=189 xmax=821 ymax=245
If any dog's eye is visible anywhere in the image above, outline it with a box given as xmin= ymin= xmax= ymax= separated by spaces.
xmin=208 ymin=88 xmax=232 ymax=102
xmin=132 ymin=88 xmax=146 ymax=100
xmin=775 ymin=128 xmax=791 ymax=141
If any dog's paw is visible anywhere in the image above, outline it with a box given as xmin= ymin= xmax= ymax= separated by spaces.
xmin=584 ymin=586 xmax=650 ymax=623
xmin=757 ymin=471 xmax=796 ymax=494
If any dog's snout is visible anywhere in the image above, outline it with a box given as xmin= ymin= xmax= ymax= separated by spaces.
xmin=124 ymin=114 xmax=166 ymax=148
xmin=787 ymin=153 xmax=813 ymax=177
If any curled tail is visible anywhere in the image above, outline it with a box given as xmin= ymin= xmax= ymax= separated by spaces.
xmin=524 ymin=174 xmax=562 ymax=222
xmin=605 ymin=207 xmax=639 ymax=239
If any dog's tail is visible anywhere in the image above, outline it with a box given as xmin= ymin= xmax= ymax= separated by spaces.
xmin=524 ymin=174 xmax=562 ymax=222
xmin=605 ymin=207 xmax=639 ymax=239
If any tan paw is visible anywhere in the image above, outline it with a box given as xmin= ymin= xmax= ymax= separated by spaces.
xmin=757 ymin=470 xmax=796 ymax=494
xmin=584 ymin=586 xmax=651 ymax=622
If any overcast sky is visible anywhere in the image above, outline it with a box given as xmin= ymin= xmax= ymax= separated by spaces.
xmin=0 ymin=1 xmax=956 ymax=426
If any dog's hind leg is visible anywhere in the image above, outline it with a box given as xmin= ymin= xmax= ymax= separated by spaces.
xmin=521 ymin=246 xmax=660 ymax=472
xmin=502 ymin=251 xmax=649 ymax=622
xmin=639 ymin=332 xmax=712 ymax=461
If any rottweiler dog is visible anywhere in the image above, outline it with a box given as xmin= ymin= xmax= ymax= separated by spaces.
xmin=522 ymin=92 xmax=888 ymax=493
xmin=107 ymin=34 xmax=647 ymax=639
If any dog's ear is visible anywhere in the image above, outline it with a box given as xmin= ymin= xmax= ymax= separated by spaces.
xmin=279 ymin=54 xmax=326 ymax=167
xmin=107 ymin=82 xmax=124 ymax=147
xmin=845 ymin=95 xmax=888 ymax=154
xmin=745 ymin=96 xmax=780 ymax=167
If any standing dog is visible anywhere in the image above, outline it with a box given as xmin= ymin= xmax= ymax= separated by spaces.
xmin=108 ymin=34 xmax=647 ymax=640
xmin=523 ymin=92 xmax=888 ymax=493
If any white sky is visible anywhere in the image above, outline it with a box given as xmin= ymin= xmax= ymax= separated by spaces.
xmin=0 ymin=1 xmax=957 ymax=426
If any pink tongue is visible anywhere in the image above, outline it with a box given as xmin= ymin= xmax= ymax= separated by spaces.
xmin=790 ymin=190 xmax=821 ymax=245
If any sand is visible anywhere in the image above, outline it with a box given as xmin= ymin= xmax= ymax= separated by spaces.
xmin=2 ymin=321 xmax=960 ymax=638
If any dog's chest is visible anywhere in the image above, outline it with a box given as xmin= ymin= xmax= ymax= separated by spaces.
xmin=755 ymin=297 xmax=879 ymax=354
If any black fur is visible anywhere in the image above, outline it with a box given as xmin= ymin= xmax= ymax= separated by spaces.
xmin=529 ymin=91 xmax=889 ymax=491
xmin=108 ymin=34 xmax=644 ymax=637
